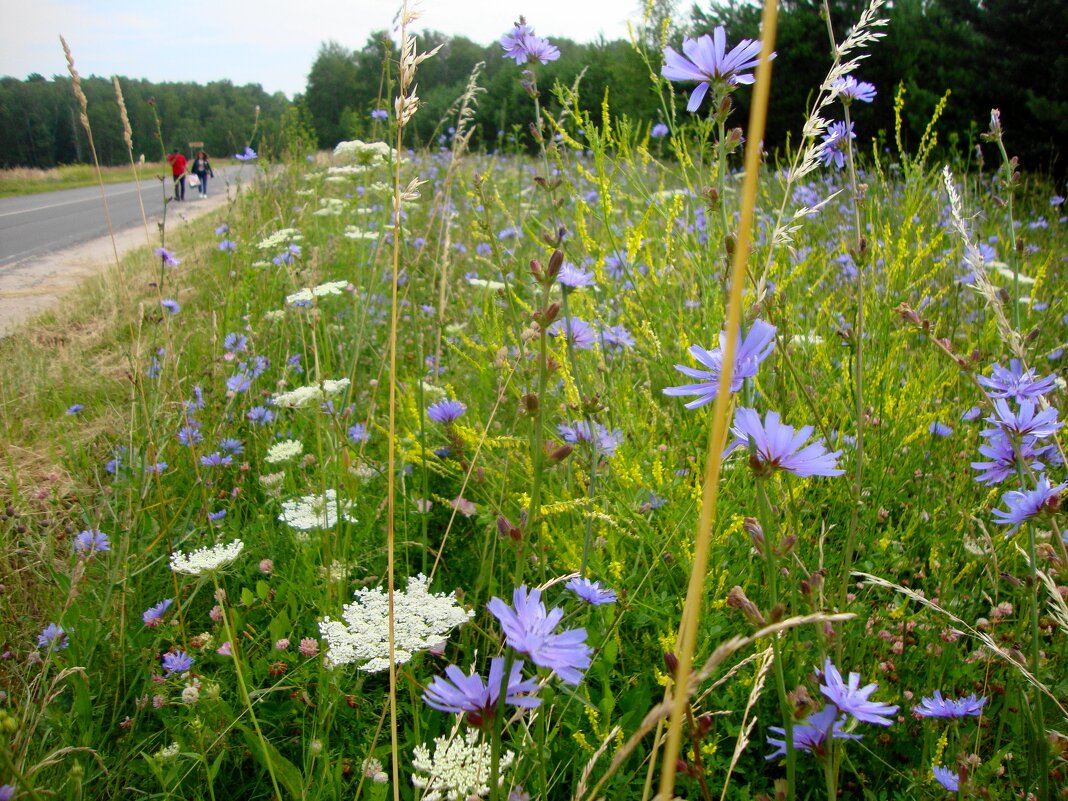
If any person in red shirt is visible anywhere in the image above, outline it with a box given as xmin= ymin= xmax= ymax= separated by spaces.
xmin=166 ymin=149 xmax=187 ymax=201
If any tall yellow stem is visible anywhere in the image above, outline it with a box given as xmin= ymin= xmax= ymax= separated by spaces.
xmin=656 ymin=1 xmax=780 ymax=797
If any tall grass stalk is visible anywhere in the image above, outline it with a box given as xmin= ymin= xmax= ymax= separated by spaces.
xmin=112 ymin=76 xmax=151 ymax=246
xmin=986 ymin=113 xmax=1022 ymax=331
xmin=214 ymin=576 xmax=283 ymax=801
xmin=388 ymin=5 xmax=440 ymax=798
xmin=754 ymin=479 xmax=797 ymax=795
xmin=822 ymin=1 xmax=869 ymax=615
xmin=656 ymin=0 xmax=780 ymax=797
xmin=558 ymin=289 xmax=600 ymax=576
xmin=60 ymin=37 xmax=122 ymax=278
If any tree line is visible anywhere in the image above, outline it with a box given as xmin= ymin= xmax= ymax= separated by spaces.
xmin=0 ymin=0 xmax=1062 ymax=173
xmin=0 ymin=74 xmax=288 ymax=169
xmin=302 ymin=0 xmax=1065 ymax=173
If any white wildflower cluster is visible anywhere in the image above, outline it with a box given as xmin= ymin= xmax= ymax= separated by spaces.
xmin=419 ymin=380 xmax=447 ymax=400
xmin=362 ymin=757 xmax=388 ymax=783
xmin=466 ymin=277 xmax=506 ymax=291
xmin=285 ymin=280 xmax=351 ymax=307
xmin=318 ymin=573 xmax=473 ymax=672
xmin=260 ymin=471 xmax=285 ymax=496
xmin=257 ymin=228 xmax=302 ymax=251
xmin=278 ymin=489 xmax=357 ymax=536
xmin=271 ymin=378 xmax=351 ymax=408
xmin=333 ymin=139 xmax=395 ymax=165
xmin=158 ymin=742 xmax=181 ymax=760
xmin=993 ymin=264 xmax=1035 ymax=285
xmin=313 ymin=280 xmax=350 ymax=296
xmin=789 ymin=332 xmax=825 ymax=347
xmin=285 ymin=288 xmax=314 ymax=306
xmin=170 ymin=540 xmax=244 ymax=575
xmin=265 ymin=439 xmax=304 ymax=464
xmin=327 ymin=165 xmax=371 ymax=177
xmin=313 ymin=197 xmax=346 ymax=216
xmin=322 ymin=559 xmax=356 ymax=582
xmin=344 ymin=226 xmax=379 ymax=241
xmin=411 ymin=730 xmax=513 ymax=801
xmin=181 ymin=679 xmax=201 ymax=705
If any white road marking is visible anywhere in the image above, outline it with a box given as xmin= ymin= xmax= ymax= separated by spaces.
xmin=0 ymin=186 xmax=145 ymax=218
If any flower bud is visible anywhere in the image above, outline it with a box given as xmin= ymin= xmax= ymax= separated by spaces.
xmin=664 ymin=651 xmax=679 ymax=677
xmin=697 ymin=713 xmax=713 ymax=736
xmin=726 ymin=585 xmax=766 ymax=627
xmin=743 ymin=517 xmax=764 ymax=554
xmin=548 ymin=443 xmax=573 ymax=463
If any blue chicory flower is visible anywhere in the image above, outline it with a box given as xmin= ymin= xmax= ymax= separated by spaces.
xmin=161 ymin=650 xmax=193 ymax=676
xmin=661 ymin=27 xmax=771 ymax=112
xmin=487 ymin=586 xmax=591 ymax=684
xmin=663 ymin=319 xmax=776 ymax=409
xmin=73 ymin=529 xmax=110 ymax=554
xmin=565 ymin=577 xmax=617 ymax=605
xmin=914 ymin=691 xmax=987 ymax=719
xmin=37 ymin=623 xmax=69 ymax=651
xmin=992 ymin=474 xmax=1068 ymax=533
xmin=143 ymin=599 xmax=173 ymax=627
xmin=423 ymin=656 xmax=541 ymax=720
xmin=427 ymin=399 xmax=467 ymax=424
xmin=726 ymin=408 xmax=844 ymax=478
xmin=819 ymin=658 xmax=898 ymax=726
xmin=832 ymin=76 xmax=877 ymax=103
xmin=500 ymin=22 xmax=560 ymax=65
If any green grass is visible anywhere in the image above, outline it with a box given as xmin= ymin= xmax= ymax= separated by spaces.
xmin=0 ymin=160 xmax=238 ymax=197
xmin=0 ymin=57 xmax=1065 ymax=801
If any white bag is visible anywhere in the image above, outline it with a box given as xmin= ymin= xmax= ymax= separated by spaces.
xmin=187 ymin=173 xmax=200 ymax=188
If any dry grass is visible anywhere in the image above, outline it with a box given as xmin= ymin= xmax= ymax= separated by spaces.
xmin=0 ymin=206 xmax=228 ymax=503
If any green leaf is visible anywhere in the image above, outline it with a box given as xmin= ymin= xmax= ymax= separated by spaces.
xmin=239 ymin=724 xmax=304 ymax=799
xmin=256 ymin=580 xmax=270 ymax=600
xmin=240 ymin=586 xmax=255 ymax=607
xmin=269 ymin=608 xmax=292 ymax=645
xmin=209 ymin=751 xmax=225 ymax=781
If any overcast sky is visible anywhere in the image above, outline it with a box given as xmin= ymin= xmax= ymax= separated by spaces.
xmin=0 ymin=0 xmax=645 ymax=98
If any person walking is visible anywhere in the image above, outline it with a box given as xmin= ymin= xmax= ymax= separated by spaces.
xmin=190 ymin=150 xmax=214 ymax=199
xmin=166 ymin=148 xmax=187 ymax=201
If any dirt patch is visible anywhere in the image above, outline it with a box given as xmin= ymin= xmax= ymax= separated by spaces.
xmin=0 ymin=193 xmax=236 ymax=336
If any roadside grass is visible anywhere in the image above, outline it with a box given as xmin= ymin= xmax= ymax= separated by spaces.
xmin=0 ymin=160 xmax=239 ymax=198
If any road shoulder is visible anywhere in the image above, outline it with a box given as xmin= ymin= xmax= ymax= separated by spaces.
xmin=1 ymin=192 xmax=237 ymax=336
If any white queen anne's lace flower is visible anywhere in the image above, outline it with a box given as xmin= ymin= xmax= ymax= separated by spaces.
xmin=313 ymin=280 xmax=349 ymax=297
xmin=170 ymin=540 xmax=244 ymax=575
xmin=411 ymin=730 xmax=513 ymax=801
xmin=265 ymin=439 xmax=303 ymax=464
xmin=257 ymin=228 xmax=302 ymax=251
xmin=318 ymin=573 xmax=472 ymax=672
xmin=272 ymin=378 xmax=350 ymax=408
xmin=333 ymin=139 xmax=395 ymax=165
xmin=279 ymin=489 xmax=357 ymax=535
xmin=285 ymin=288 xmax=314 ymax=306
xmin=343 ymin=226 xmax=379 ymax=241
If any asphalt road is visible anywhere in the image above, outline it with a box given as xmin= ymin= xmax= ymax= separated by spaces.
xmin=0 ymin=164 xmax=249 ymax=269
